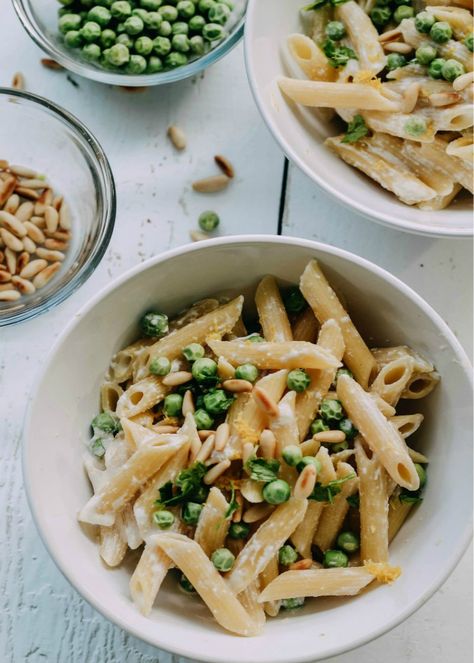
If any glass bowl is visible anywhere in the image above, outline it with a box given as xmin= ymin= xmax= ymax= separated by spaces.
xmin=12 ymin=0 xmax=247 ymax=87
xmin=0 ymin=88 xmax=116 ymax=326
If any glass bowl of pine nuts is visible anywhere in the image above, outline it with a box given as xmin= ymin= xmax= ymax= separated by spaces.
xmin=0 ymin=88 xmax=115 ymax=325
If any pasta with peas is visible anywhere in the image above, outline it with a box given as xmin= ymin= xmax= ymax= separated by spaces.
xmin=78 ymin=258 xmax=437 ymax=636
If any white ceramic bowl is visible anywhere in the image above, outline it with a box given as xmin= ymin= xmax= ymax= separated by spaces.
xmin=24 ymin=236 xmax=472 ymax=663
xmin=244 ymin=0 xmax=473 ymax=237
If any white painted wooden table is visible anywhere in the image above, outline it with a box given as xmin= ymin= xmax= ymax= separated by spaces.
xmin=0 ymin=1 xmax=472 ymax=661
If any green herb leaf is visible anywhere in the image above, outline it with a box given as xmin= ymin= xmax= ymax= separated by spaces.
xmin=245 ymin=456 xmax=280 ymax=483
xmin=331 ymin=0 xmax=350 ymax=6
xmin=156 ymin=462 xmax=207 ymax=507
xmin=310 ymin=472 xmax=356 ymax=503
xmin=323 ymin=39 xmax=358 ymax=68
xmin=346 ymin=493 xmax=360 ymax=508
xmin=224 ymin=482 xmax=239 ymax=519
xmin=302 ymin=0 xmax=329 ymax=11
xmin=158 ymin=481 xmax=174 ymax=504
xmin=399 ymin=490 xmax=423 ymax=504
xmin=342 ymin=114 xmax=369 ymax=144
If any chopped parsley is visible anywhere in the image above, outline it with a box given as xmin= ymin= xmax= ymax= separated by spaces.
xmin=342 ymin=114 xmax=369 ymax=144
xmin=346 ymin=493 xmax=360 ymax=508
xmin=303 ymin=0 xmax=349 ymax=9
xmin=310 ymin=472 xmax=356 ymax=503
xmin=155 ymin=462 xmax=208 ymax=507
xmin=224 ymin=482 xmax=239 ymax=519
xmin=244 ymin=456 xmax=280 ymax=483
xmin=323 ymin=39 xmax=358 ymax=68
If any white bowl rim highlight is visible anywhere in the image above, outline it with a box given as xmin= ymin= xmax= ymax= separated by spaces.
xmin=23 ymin=235 xmax=473 ymax=663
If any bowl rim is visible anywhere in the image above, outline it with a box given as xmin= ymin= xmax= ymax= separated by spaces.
xmin=0 ymin=87 xmax=116 ymax=326
xmin=12 ymin=0 xmax=246 ymax=87
xmin=243 ymin=1 xmax=473 ymax=239
xmin=23 ymin=235 xmax=473 ymax=663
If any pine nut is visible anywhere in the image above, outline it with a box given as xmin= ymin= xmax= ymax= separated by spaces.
xmin=41 ymin=58 xmax=64 ymax=70
xmin=0 ymin=176 xmax=17 ymax=207
xmin=189 ymin=229 xmax=208 ymax=242
xmin=232 ymin=493 xmax=244 ymax=522
xmin=294 ymin=464 xmax=317 ymax=499
xmin=289 ymin=558 xmax=313 ymax=571
xmin=0 ymin=160 xmax=9 ymax=170
xmin=383 ymin=42 xmax=412 ymax=54
xmin=453 ymin=72 xmax=474 ymax=91
xmin=18 ymin=179 xmax=47 ymax=190
xmin=11 ymin=275 xmax=35 ymax=294
xmin=34 ymin=202 xmax=46 ymax=215
xmin=59 ymin=203 xmax=71 ymax=230
xmin=22 ymin=237 xmax=37 ymax=254
xmin=197 ymin=429 xmax=214 ymax=441
xmin=5 ymin=248 xmax=16 ymax=274
xmin=214 ymin=154 xmax=235 ymax=178
xmin=44 ymin=238 xmax=67 ymax=251
xmin=44 ymin=206 xmax=59 ymax=233
xmin=12 ymin=72 xmax=24 ymax=90
xmin=243 ymin=503 xmax=273 ymax=523
xmin=162 ymin=370 xmax=193 ymax=386
xmin=428 ymin=92 xmax=462 ymax=107
xmin=242 ymin=441 xmax=255 ymax=465
xmin=30 ymin=216 xmax=46 ymax=228
xmin=312 ymin=430 xmax=346 ymax=443
xmin=0 ymin=283 xmax=14 ymax=292
xmin=4 ymin=194 xmax=20 ymax=214
xmin=167 ymin=125 xmax=186 ymax=150
xmin=204 ymin=459 xmax=231 ymax=485
xmin=15 ymin=187 xmax=39 ymax=200
xmin=20 ymin=259 xmax=47 ymax=279
xmin=222 ymin=379 xmax=253 ymax=393
xmin=182 ymin=390 xmax=195 ymax=416
xmin=0 ymin=211 xmax=27 ymax=237
xmin=217 ymin=356 xmax=235 ymax=380
xmin=0 ymin=289 xmax=21 ymax=301
xmin=253 ymin=387 xmax=279 ymax=417
xmin=378 ymin=27 xmax=402 ymax=43
xmin=0 ymin=228 xmax=23 ymax=251
xmin=38 ymin=188 xmax=53 ymax=205
xmin=32 ymin=261 xmax=61 ymax=288
xmin=153 ymin=425 xmax=179 ymax=433
xmin=15 ymin=201 xmax=34 ymax=222
xmin=0 ymin=269 xmax=12 ymax=283
xmin=17 ymin=251 xmax=29 ymax=273
xmin=195 ymin=434 xmax=215 ymax=463
xmin=259 ymin=429 xmax=276 ymax=459
xmin=214 ymin=422 xmax=230 ymax=452
xmin=23 ymin=221 xmax=45 ymax=244
xmin=36 ymin=248 xmax=64 ymax=262
xmin=192 ymin=174 xmax=230 ymax=193
xmin=47 ymin=230 xmax=70 ymax=241
xmin=53 ymin=195 xmax=63 ymax=211
xmin=10 ymin=164 xmax=37 ymax=178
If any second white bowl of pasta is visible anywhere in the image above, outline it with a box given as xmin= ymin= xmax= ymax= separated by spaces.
xmin=244 ymin=0 xmax=473 ymax=236
xmin=24 ymin=236 xmax=472 ymax=663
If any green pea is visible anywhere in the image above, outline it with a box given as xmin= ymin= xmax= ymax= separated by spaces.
xmin=287 ymin=369 xmax=311 ymax=393
xmin=59 ymin=13 xmax=82 ymax=33
xmin=464 ymin=34 xmax=473 ymax=52
xmin=414 ymin=11 xmax=435 ymax=34
xmin=178 ymin=574 xmax=195 ymax=592
xmin=177 ymin=0 xmax=195 ymax=18
xmin=220 ymin=0 xmax=234 ymax=7
xmin=331 ymin=440 xmax=349 ymax=453
xmin=147 ymin=55 xmax=164 ymax=72
xmin=189 ymin=14 xmax=205 ymax=32
xmin=374 ymin=0 xmax=390 ymax=7
xmin=262 ymin=479 xmax=291 ymax=505
xmin=193 ymin=408 xmax=214 ymax=430
xmin=159 ymin=4 xmax=178 ymax=21
xmin=172 ymin=33 xmax=190 ymax=52
xmin=247 ymin=334 xmax=265 ymax=343
xmin=106 ymin=41 xmax=130 ymax=64
xmin=279 ymin=544 xmax=298 ymax=566
xmin=235 ymin=363 xmax=259 ymax=383
xmin=208 ymin=2 xmax=230 ymax=24
xmin=140 ymin=311 xmax=169 ymax=336
xmin=163 ymin=393 xmax=183 ymax=417
xmin=192 ymin=357 xmax=218 ymax=383
xmin=370 ymin=6 xmax=391 ymax=28
xmin=116 ymin=21 xmax=126 ymax=33
xmin=82 ymin=42 xmax=102 ymax=59
xmin=282 ymin=597 xmax=305 ymax=610
xmin=124 ymin=15 xmax=144 ymax=34
xmin=282 ymin=444 xmax=303 ymax=468
xmin=100 ymin=27 xmax=116 ymax=47
xmin=325 ymin=20 xmax=346 ymax=41
xmin=414 ymin=463 xmax=427 ymax=488
xmin=415 ymin=44 xmax=437 ymax=65
xmin=336 ymin=531 xmax=360 ymax=553
xmin=198 ymin=210 xmax=219 ymax=231
xmin=64 ymin=30 xmax=83 ymax=47
xmin=158 ymin=20 xmax=172 ymax=35
xmin=202 ymin=22 xmax=225 ymax=41
xmin=198 ymin=0 xmax=216 ymax=12
xmin=320 ymin=398 xmax=344 ymax=423
xmin=141 ymin=0 xmax=162 ymax=8
xmin=393 ymin=5 xmax=414 ymax=23
xmin=165 ymin=51 xmax=188 ymax=67
xmin=153 ymin=35 xmax=172 ymax=55
xmin=404 ymin=116 xmax=427 ymax=137
xmin=116 ymin=32 xmax=133 ymax=47
xmin=153 ymin=509 xmax=175 ymax=528
xmin=90 ymin=438 xmax=106 ymax=457
xmin=338 ymin=417 xmax=358 ymax=440
xmin=428 ymin=57 xmax=446 ymax=78
xmin=211 ymin=547 xmax=235 ymax=572
xmin=323 ymin=549 xmax=348 ymax=568
xmin=87 ymin=5 xmax=111 ymax=26
xmin=172 ymin=21 xmax=189 ymax=34
xmin=430 ymin=21 xmax=452 ymax=43
xmin=132 ymin=7 xmax=149 ymax=20
xmin=111 ymin=0 xmax=132 ymax=19
xmin=386 ymin=53 xmax=407 ymax=71
xmin=310 ymin=418 xmax=329 ymax=435
xmin=282 ymin=286 xmax=306 ymax=313
xmin=229 ymin=522 xmax=250 ymax=539
xmin=91 ymin=411 xmax=121 ymax=435
xmin=297 ymin=456 xmax=322 ymax=473
xmin=182 ymin=501 xmax=203 ymax=525
xmin=149 ymin=356 xmax=171 ymax=375
xmin=441 ymin=58 xmax=465 ymax=82
xmin=126 ymin=53 xmax=147 ymax=73
xmin=203 ymin=389 xmax=233 ymax=415
xmin=134 ymin=35 xmax=154 ymax=55
xmin=144 ymin=11 xmax=163 ymax=28
xmin=183 ymin=343 xmax=205 ymax=361
xmin=335 ymin=367 xmax=353 ymax=382
xmin=81 ymin=20 xmax=101 ymax=41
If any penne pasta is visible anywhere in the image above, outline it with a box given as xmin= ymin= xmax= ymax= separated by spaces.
xmin=259 ymin=556 xmax=281 ymax=617
xmin=255 ymin=275 xmax=293 ymax=342
xmin=238 ymin=580 xmax=267 ymax=632
xmin=370 ymin=355 xmax=416 ymax=406
xmin=270 ymin=390 xmax=300 ymax=457
xmin=287 ymin=33 xmax=337 ymax=82
xmin=100 ymin=381 xmax=123 ymax=413
xmin=313 ymin=462 xmax=358 ymax=551
xmin=116 ymin=375 xmax=168 ymax=418
xmin=130 ymin=539 xmax=173 ymax=616
xmin=335 ymin=1 xmax=386 ymax=73
xmin=401 ymin=371 xmax=441 ymax=399
xmin=388 ymin=496 xmax=414 ymax=542
xmin=390 ymin=413 xmax=424 ymax=439
xmin=194 ymin=486 xmax=230 ymax=556
xmin=292 ymin=306 xmax=320 ymax=343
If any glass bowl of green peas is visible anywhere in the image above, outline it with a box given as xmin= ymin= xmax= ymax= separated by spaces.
xmin=13 ymin=0 xmax=246 ymax=86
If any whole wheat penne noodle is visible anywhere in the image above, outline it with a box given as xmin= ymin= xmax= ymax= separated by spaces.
xmin=313 ymin=462 xmax=358 ymax=550
xmin=291 ymin=501 xmax=325 ymax=558
xmin=335 ymin=1 xmax=386 ymax=73
xmin=100 ymin=381 xmax=123 ymax=413
xmin=259 ymin=556 xmax=281 ymax=617
xmin=372 ymin=346 xmax=434 ymax=373
xmin=311 ymin=4 xmax=332 ymax=44
xmin=287 ymin=33 xmax=337 ymax=82
xmin=292 ymin=306 xmax=319 ymax=342
xmin=388 ymin=496 xmax=413 ymax=542
xmin=130 ymin=411 xmax=155 ymax=427
xmin=79 ymin=434 xmax=187 ymax=526
xmin=121 ymin=502 xmax=143 ymax=550
xmin=255 ymin=275 xmax=293 ymax=342
xmin=355 ymin=439 xmax=389 ymax=563
xmin=116 ymin=376 xmax=168 ymax=418
xmin=270 ymin=391 xmax=299 ymax=456
xmin=337 ymin=374 xmax=420 ymax=490
xmin=155 ymin=533 xmax=261 ymax=636
xmin=423 ymin=103 xmax=474 ymax=132
xmin=362 ymin=109 xmax=437 ymax=142
xmin=194 ymin=487 xmax=230 ymax=556
xmin=390 ymin=414 xmax=424 ymax=439
xmin=226 ymin=497 xmax=308 ymax=594
xmin=130 ymin=538 xmax=174 ymax=615
xmin=147 ymin=296 xmax=243 ymax=368
xmin=258 ymin=567 xmax=375 ymax=602
xmin=132 ymin=347 xmax=152 ymax=382
xmin=401 ymin=371 xmax=440 ymax=399
xmin=370 ymin=356 xmax=416 ymax=406
xmin=425 ymin=5 xmax=473 ymax=38
xmin=238 ymin=580 xmax=267 ymax=631
xmin=446 ymin=135 xmax=473 ymax=161
xmin=99 ymin=512 xmax=129 ymax=567
xmin=407 ymin=447 xmax=429 ymax=464
xmin=316 ymin=446 xmax=338 ymax=484
xmin=169 ymin=298 xmax=220 ymax=331
xmin=207 ymin=338 xmax=340 ymax=371
xmin=299 ymin=260 xmax=377 ymax=388
xmin=108 ymin=339 xmax=154 ymax=384
xmin=121 ymin=418 xmax=159 ymax=449
xmin=231 ymin=316 xmax=248 ymax=338
xmin=402 ymin=139 xmax=473 ymax=193
xmin=295 ymin=319 xmax=345 ymax=439
xmin=278 ymin=77 xmax=401 ymax=111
